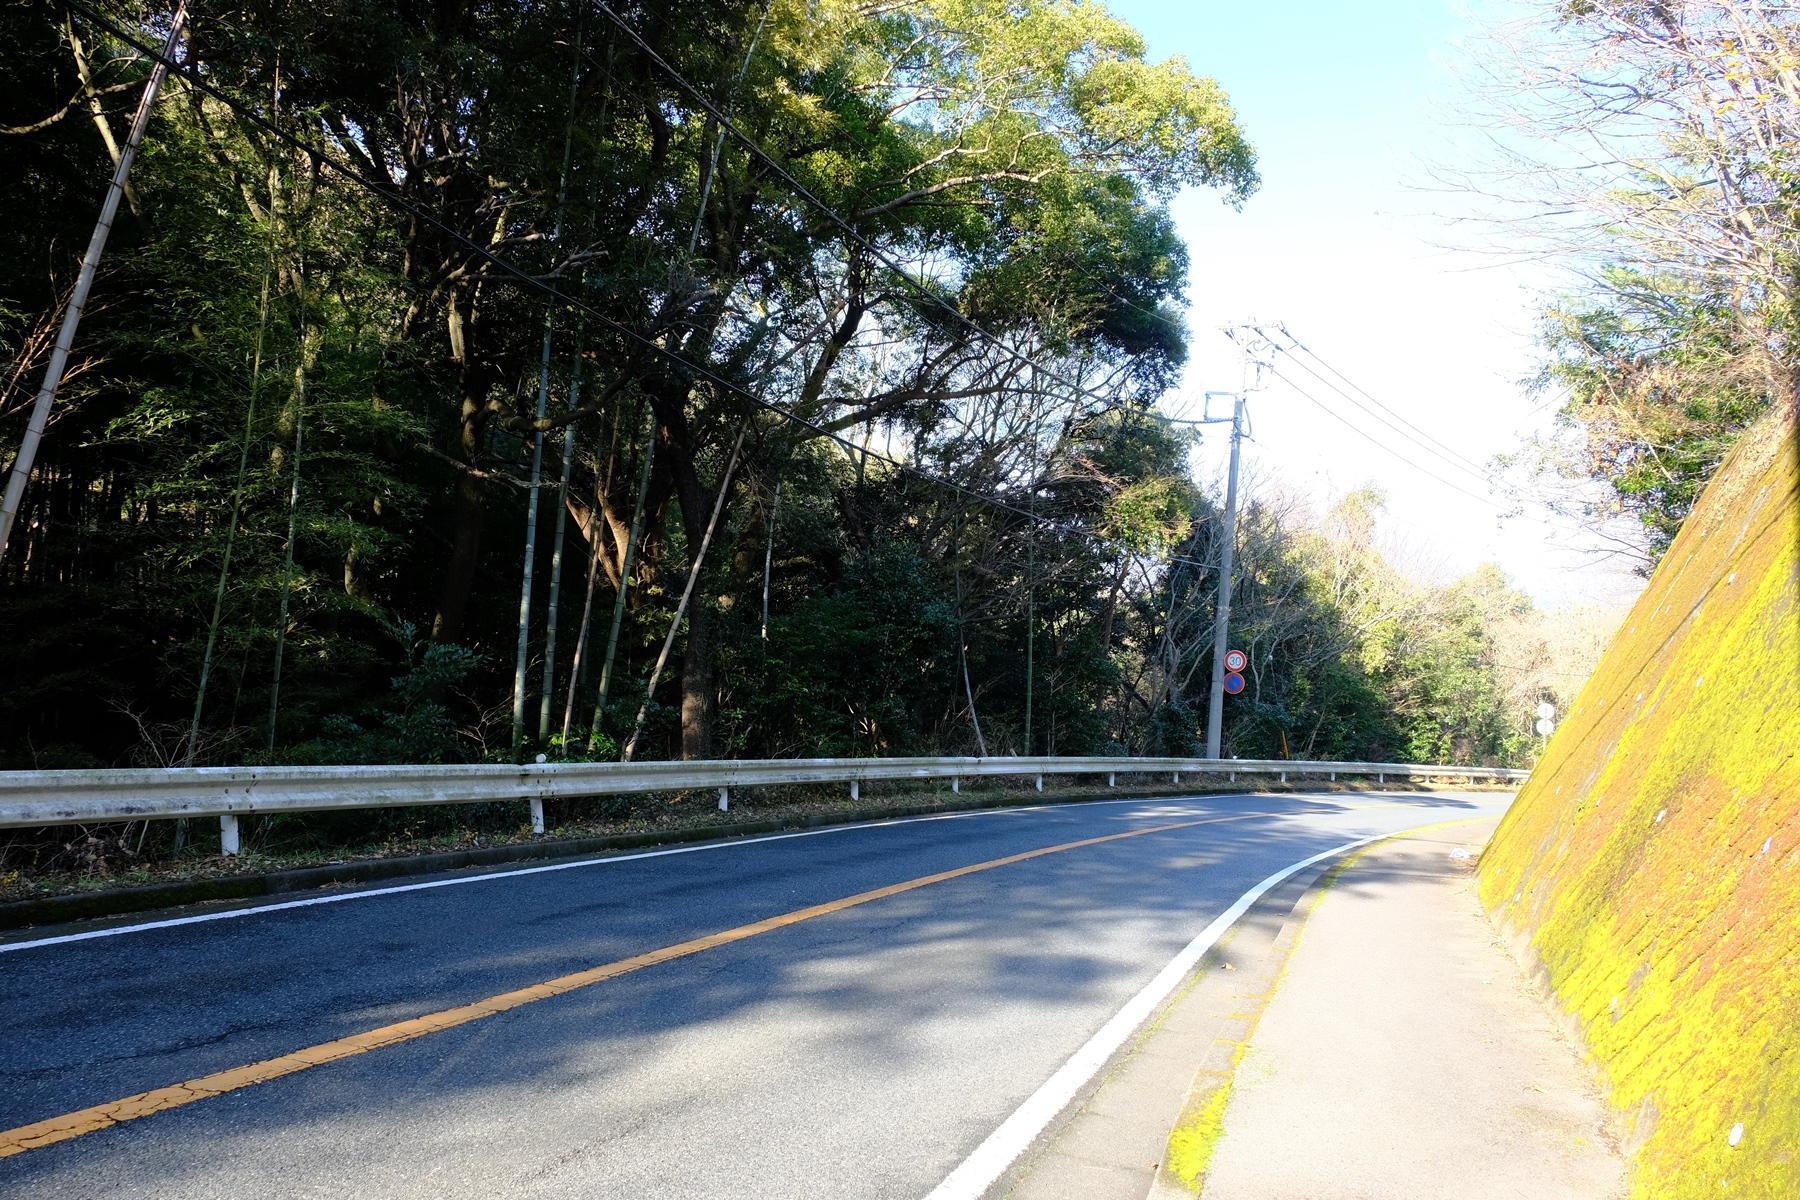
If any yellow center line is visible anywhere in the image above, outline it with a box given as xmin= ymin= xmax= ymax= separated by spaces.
xmin=0 ymin=803 xmax=1407 ymax=1157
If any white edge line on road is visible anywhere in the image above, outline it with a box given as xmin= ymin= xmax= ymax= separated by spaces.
xmin=0 ymin=791 xmax=1372 ymax=955
xmin=922 ymin=829 xmax=1391 ymax=1200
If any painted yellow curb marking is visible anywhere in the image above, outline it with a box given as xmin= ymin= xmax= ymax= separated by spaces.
xmin=0 ymin=808 xmax=1306 ymax=1158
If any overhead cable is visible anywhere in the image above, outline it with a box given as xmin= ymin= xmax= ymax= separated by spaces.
xmin=1268 ymin=326 xmax=1495 ymax=478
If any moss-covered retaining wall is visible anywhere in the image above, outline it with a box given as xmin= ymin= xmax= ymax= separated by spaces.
xmin=1478 ymin=404 xmax=1799 ymax=1198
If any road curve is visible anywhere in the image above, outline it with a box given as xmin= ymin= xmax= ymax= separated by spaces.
xmin=0 ymin=789 xmax=1507 ymax=1198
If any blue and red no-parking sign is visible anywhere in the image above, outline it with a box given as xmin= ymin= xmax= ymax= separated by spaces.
xmin=1223 ymin=649 xmax=1247 ymax=693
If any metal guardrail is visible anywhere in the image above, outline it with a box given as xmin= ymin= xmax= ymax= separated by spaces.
xmin=0 ymin=757 xmax=1526 ymax=855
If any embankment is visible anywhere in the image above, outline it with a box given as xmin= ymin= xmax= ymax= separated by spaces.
xmin=1478 ymin=403 xmax=1798 ymax=1198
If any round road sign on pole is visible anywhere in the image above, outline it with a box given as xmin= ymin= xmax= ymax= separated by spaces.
xmin=1224 ymin=671 xmax=1246 ymax=695
xmin=1535 ymin=718 xmax=1555 ymax=736
xmin=1536 ymin=701 xmax=1556 ymax=720
xmin=1224 ymin=649 xmax=1248 ymax=673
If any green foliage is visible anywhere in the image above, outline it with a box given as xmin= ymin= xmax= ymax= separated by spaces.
xmin=722 ymin=540 xmax=957 ymax=757
xmin=1535 ymin=270 xmax=1775 ymax=563
xmin=0 ymin=0 xmax=1536 ymax=881
xmin=261 ymin=629 xmax=480 ymax=765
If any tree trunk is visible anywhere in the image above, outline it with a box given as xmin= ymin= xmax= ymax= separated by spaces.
xmin=431 ymin=287 xmax=490 ymax=642
xmin=621 ymin=426 xmax=745 ymax=762
xmin=267 ymin=318 xmax=317 ymax=751
xmin=679 ymin=602 xmax=716 ymax=759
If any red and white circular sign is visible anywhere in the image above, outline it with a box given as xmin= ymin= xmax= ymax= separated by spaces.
xmin=1224 ymin=649 xmax=1248 ymax=673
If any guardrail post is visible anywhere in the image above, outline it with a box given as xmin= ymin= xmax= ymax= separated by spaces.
xmin=1034 ymin=774 xmax=1044 ymax=791
xmin=1279 ymin=771 xmax=1288 ymax=783
xmin=1107 ymin=772 xmax=1115 ymax=788
xmin=1328 ymin=771 xmax=1336 ymax=781
xmin=850 ymin=780 xmax=860 ymax=802
xmin=530 ymin=798 xmax=546 ymax=834
xmin=219 ymin=814 xmax=239 ymax=856
xmin=951 ymin=776 xmax=960 ymax=794
xmin=1377 ymin=772 xmax=1385 ymax=784
xmin=718 ymin=787 xmax=730 ymax=812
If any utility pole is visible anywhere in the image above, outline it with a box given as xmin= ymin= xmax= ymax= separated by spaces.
xmin=0 ymin=2 xmax=188 ymax=559
xmin=1204 ymin=392 xmax=1246 ymax=759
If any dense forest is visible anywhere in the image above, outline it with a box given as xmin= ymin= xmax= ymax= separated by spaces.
xmin=2 ymin=0 xmax=1577 ymax=803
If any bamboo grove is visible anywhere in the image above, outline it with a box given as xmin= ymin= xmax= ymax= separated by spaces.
xmin=2 ymin=0 xmax=1556 ymax=819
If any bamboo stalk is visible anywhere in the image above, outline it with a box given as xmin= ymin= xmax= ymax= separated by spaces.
xmin=509 ymin=26 xmax=582 ymax=757
xmin=537 ymin=327 xmax=584 ymax=743
xmin=266 ymin=259 xmax=312 ymax=752
xmin=760 ymin=480 xmax=781 ymax=640
xmin=0 ymin=3 xmax=188 ymax=558
xmin=589 ymin=413 xmax=657 ymax=751
xmin=189 ymin=255 xmax=273 ymax=761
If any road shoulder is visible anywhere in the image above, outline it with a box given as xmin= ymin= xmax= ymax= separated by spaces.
xmin=1175 ymin=820 xmax=1627 ymax=1200
xmin=993 ymin=855 xmax=1334 ymax=1200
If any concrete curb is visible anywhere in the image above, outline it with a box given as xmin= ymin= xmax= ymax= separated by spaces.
xmin=0 ymin=782 xmax=1483 ymax=932
xmin=1150 ymin=817 xmax=1527 ymax=1200
xmin=992 ymin=845 xmax=1344 ymax=1200
xmin=3 ymin=782 xmax=1425 ymax=931
xmin=1146 ymin=862 xmax=1333 ymax=1198
xmin=0 ymin=792 xmax=1060 ymax=931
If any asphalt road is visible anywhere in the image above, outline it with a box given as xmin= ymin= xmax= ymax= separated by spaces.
xmin=0 ymin=789 xmax=1508 ymax=1199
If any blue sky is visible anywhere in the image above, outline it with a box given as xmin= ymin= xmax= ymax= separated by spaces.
xmin=1104 ymin=0 xmax=1646 ymax=606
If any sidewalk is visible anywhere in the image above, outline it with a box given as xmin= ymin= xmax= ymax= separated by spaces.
xmin=1167 ymin=821 xmax=1627 ymax=1200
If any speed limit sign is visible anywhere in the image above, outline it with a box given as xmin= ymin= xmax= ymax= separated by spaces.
xmin=1224 ymin=649 xmax=1247 ymax=673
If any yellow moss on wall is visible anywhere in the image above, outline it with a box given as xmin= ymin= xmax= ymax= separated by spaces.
xmin=1479 ymin=403 xmax=1800 ymax=1199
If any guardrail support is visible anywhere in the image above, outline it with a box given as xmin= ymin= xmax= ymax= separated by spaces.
xmin=529 ymin=798 xmax=546 ymax=834
xmin=951 ymin=776 xmax=960 ymax=794
xmin=1107 ymin=772 xmax=1115 ymax=788
xmin=850 ymin=780 xmax=860 ymax=802
xmin=219 ymin=814 xmax=239 ymax=856
xmin=718 ymin=787 xmax=730 ymax=812
xmin=1034 ymin=774 xmax=1044 ymax=791
xmin=1172 ymin=772 xmax=1181 ymax=784
xmin=1328 ymin=771 xmax=1336 ymax=782
xmin=1377 ymin=772 xmax=1385 ymax=783
xmin=1280 ymin=771 xmax=1288 ymax=783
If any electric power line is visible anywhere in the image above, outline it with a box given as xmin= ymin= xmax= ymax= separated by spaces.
xmin=1269 ymin=326 xmax=1497 ymax=478
xmin=1242 ymin=354 xmax=1648 ymax=562
xmin=1258 ymin=344 xmax=1498 ymax=493
xmin=1228 ymin=336 xmax=1511 ymax=511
